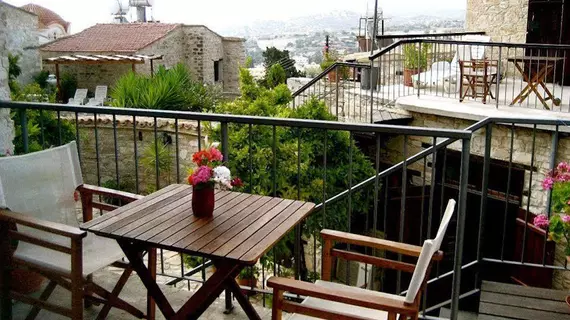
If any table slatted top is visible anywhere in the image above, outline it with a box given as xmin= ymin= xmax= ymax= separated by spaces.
xmin=80 ymin=184 xmax=315 ymax=264
xmin=479 ymin=281 xmax=570 ymax=320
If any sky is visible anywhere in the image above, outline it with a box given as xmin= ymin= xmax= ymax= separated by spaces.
xmin=5 ymin=0 xmax=466 ymax=34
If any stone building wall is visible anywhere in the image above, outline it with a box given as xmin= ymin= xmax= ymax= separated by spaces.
xmin=40 ymin=25 xmax=244 ymax=96
xmin=1 ymin=2 xmax=40 ymax=85
xmin=0 ymin=3 xmax=14 ymax=156
xmin=466 ymin=0 xmax=529 ymax=43
xmin=222 ymin=38 xmax=246 ymax=94
xmin=74 ymin=116 xmax=207 ymax=194
xmin=137 ymin=28 xmax=187 ymax=74
xmin=201 ymin=27 xmax=224 ymax=85
xmin=180 ymin=26 xmax=206 ymax=82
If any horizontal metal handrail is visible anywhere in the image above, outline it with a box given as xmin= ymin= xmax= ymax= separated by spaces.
xmin=291 ymin=62 xmax=370 ymax=98
xmin=1 ymin=101 xmax=471 ymax=139
xmin=376 ymin=31 xmax=485 ymax=40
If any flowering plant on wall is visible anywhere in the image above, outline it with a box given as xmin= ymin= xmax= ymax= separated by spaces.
xmin=534 ymin=162 xmax=570 ymax=255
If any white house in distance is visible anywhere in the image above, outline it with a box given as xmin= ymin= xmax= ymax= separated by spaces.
xmin=20 ymin=3 xmax=70 ymax=45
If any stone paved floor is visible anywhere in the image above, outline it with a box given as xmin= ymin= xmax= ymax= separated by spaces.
xmin=12 ymin=266 xmax=274 ymax=320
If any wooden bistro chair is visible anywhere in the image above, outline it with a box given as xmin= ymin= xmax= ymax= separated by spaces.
xmin=0 ymin=141 xmax=150 ymax=320
xmin=268 ymin=199 xmax=456 ymax=320
xmin=459 ymin=59 xmax=498 ymax=104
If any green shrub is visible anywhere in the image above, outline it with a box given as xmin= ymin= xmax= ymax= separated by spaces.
xmin=213 ymin=68 xmax=375 ymax=279
xmin=60 ymin=72 xmax=78 ymax=103
xmin=10 ymin=77 xmax=74 ymax=154
xmin=8 ymin=54 xmax=21 ymax=94
xmin=33 ymin=70 xmax=50 ymax=89
xmin=111 ymin=64 xmax=220 ymax=111
xmin=265 ymin=64 xmax=287 ymax=89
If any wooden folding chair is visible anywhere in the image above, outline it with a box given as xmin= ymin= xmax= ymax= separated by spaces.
xmin=268 ymin=199 xmax=456 ymax=320
xmin=0 ymin=142 xmax=153 ymax=319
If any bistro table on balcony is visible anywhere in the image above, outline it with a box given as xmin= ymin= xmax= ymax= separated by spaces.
xmin=80 ymin=183 xmax=315 ymax=320
xmin=508 ymin=56 xmax=564 ymax=110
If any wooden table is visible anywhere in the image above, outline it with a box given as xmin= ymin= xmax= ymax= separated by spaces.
xmin=80 ymin=184 xmax=315 ymax=320
xmin=508 ymin=56 xmax=564 ymax=110
xmin=479 ymin=281 xmax=570 ymax=319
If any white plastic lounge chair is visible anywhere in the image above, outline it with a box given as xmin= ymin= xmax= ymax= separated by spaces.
xmin=67 ymin=88 xmax=88 ymax=105
xmin=86 ymin=86 xmax=108 ymax=106
xmin=413 ymin=35 xmax=491 ymax=91
xmin=0 ymin=142 xmax=148 ymax=319
xmin=268 ymin=199 xmax=457 ymax=320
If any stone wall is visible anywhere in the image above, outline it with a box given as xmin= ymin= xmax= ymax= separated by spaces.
xmin=222 ymin=38 xmax=246 ymax=94
xmin=74 ymin=116 xmax=207 ymax=194
xmin=202 ymin=28 xmax=223 ymax=85
xmin=0 ymin=3 xmax=14 ymax=155
xmin=1 ymin=2 xmax=40 ymax=85
xmin=466 ymin=0 xmax=529 ymax=43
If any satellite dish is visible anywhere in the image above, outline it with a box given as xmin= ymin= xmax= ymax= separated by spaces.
xmin=110 ymin=0 xmax=129 ymax=15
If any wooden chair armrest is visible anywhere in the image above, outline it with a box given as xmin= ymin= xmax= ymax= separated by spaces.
xmin=77 ymin=184 xmax=143 ymax=222
xmin=0 ymin=209 xmax=87 ymax=240
xmin=321 ymin=229 xmax=442 ymax=261
xmin=77 ymin=184 xmax=143 ymax=202
xmin=267 ymin=276 xmax=416 ymax=314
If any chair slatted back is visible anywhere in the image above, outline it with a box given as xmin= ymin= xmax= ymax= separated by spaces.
xmin=404 ymin=199 xmax=456 ymax=303
xmin=94 ymin=86 xmax=107 ymax=100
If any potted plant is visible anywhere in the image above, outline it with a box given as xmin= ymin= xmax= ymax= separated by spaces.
xmin=320 ymin=51 xmax=348 ymax=82
xmin=237 ymin=265 xmax=259 ymax=292
xmin=402 ymin=43 xmax=431 ymax=87
xmin=187 ymin=146 xmax=242 ymax=217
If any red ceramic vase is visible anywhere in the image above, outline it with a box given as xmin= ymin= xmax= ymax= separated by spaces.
xmin=192 ymin=185 xmax=215 ymax=218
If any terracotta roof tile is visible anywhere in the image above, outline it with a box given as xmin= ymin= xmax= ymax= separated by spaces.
xmin=40 ymin=23 xmax=181 ymax=53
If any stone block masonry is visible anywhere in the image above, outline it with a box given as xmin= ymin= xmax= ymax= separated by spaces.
xmin=72 ymin=116 xmax=207 ymax=195
xmin=0 ymin=3 xmax=15 ymax=155
xmin=466 ymin=0 xmax=529 ymax=43
xmin=1 ymin=2 xmax=41 ymax=85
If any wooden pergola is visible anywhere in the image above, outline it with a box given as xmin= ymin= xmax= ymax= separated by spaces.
xmin=43 ymin=54 xmax=163 ymax=100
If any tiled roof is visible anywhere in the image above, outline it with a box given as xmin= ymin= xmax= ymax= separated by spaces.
xmin=20 ymin=3 xmax=70 ymax=32
xmin=40 ymin=23 xmax=181 ymax=53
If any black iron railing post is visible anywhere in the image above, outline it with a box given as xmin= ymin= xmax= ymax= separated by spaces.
xmin=496 ymin=47 xmax=502 ymax=109
xmin=450 ymin=137 xmax=471 ymax=320
xmin=477 ymin=123 xmax=492 ymax=264
xmin=221 ymin=122 xmax=229 ymax=161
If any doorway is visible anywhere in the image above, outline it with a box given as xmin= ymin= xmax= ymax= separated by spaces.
xmin=526 ymin=0 xmax=570 ymax=83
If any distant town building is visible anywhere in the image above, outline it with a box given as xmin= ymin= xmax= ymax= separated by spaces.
xmin=20 ymin=3 xmax=70 ymax=45
xmin=39 ymin=23 xmax=246 ymax=94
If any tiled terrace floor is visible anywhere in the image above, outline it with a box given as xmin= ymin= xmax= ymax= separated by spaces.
xmin=12 ymin=265 xmax=273 ymax=320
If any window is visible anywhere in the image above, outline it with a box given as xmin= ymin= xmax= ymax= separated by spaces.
xmin=214 ymin=60 xmax=222 ymax=82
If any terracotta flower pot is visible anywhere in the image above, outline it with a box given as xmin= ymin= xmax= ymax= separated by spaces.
xmin=192 ymin=185 xmax=215 ymax=218
xmin=403 ymin=68 xmax=423 ymax=87
xmin=328 ymin=70 xmax=339 ymax=82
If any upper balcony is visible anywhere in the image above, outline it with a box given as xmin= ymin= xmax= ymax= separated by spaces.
xmin=290 ymin=35 xmax=570 ymax=126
